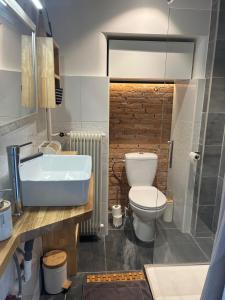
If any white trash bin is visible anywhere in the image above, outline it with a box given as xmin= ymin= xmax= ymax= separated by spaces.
xmin=43 ymin=250 xmax=67 ymax=294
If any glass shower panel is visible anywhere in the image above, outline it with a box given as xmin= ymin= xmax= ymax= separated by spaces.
xmin=152 ymin=5 xmax=214 ymax=264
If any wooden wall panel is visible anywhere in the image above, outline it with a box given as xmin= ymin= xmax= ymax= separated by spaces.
xmin=37 ymin=37 xmax=56 ymax=108
xmin=21 ymin=35 xmax=34 ymax=107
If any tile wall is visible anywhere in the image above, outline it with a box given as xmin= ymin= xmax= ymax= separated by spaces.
xmin=52 ymin=76 xmax=109 ymax=234
xmin=192 ymin=0 xmax=225 ymax=237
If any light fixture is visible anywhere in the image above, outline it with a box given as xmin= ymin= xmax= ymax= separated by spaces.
xmin=30 ymin=0 xmax=43 ymax=10
xmin=0 ymin=0 xmax=7 ymax=6
xmin=167 ymin=0 xmax=175 ymax=3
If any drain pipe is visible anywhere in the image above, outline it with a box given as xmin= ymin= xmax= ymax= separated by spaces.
xmin=12 ymin=240 xmax=34 ymax=299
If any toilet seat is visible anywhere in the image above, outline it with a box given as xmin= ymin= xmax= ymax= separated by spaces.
xmin=129 ymin=186 xmax=167 ymax=210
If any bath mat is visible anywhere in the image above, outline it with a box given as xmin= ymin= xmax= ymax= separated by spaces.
xmin=83 ymin=272 xmax=153 ymax=300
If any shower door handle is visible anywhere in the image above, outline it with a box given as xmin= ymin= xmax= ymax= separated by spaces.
xmin=168 ymin=140 xmax=174 ymax=169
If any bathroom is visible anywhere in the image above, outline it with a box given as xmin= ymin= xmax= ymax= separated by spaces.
xmin=0 ymin=0 xmax=225 ymax=299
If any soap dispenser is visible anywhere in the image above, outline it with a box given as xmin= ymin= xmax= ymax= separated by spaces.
xmin=0 ymin=193 xmax=13 ymax=241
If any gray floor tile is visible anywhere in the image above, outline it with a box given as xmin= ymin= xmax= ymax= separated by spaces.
xmin=41 ymin=216 xmax=214 ymax=299
xmin=105 ymin=229 xmax=138 ymax=271
xmin=78 ymin=237 xmax=106 ymax=272
xmin=194 ymin=237 xmax=214 ymax=260
xmin=41 ymin=274 xmax=85 ymax=300
xmin=157 ymin=218 xmax=179 ymax=230
xmin=153 ymin=233 xmax=208 ymax=264
xmin=67 ymin=274 xmax=85 ymax=300
xmin=153 ymin=224 xmax=209 ymax=264
xmin=133 ymin=240 xmax=154 ymax=269
xmin=156 ymin=225 xmax=193 ymax=245
xmin=40 ymin=295 xmax=64 ymax=300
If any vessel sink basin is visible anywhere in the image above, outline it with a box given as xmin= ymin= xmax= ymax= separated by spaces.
xmin=19 ymin=154 xmax=92 ymax=206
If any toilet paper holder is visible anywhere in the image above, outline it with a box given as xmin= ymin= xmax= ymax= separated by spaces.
xmin=189 ymin=151 xmax=201 ymax=161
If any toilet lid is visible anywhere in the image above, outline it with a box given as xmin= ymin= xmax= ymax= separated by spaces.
xmin=129 ymin=186 xmax=167 ymax=210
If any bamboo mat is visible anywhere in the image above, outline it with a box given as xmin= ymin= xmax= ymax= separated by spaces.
xmin=87 ymin=271 xmax=145 ymax=283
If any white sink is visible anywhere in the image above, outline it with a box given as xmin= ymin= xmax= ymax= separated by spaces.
xmin=19 ymin=154 xmax=92 ymax=206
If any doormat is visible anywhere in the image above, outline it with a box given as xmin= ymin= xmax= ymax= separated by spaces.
xmin=83 ymin=272 xmax=153 ymax=300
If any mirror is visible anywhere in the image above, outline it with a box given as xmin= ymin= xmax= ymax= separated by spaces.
xmin=0 ymin=0 xmax=37 ymax=127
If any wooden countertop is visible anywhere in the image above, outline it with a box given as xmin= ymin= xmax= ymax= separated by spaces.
xmin=0 ymin=176 xmax=93 ymax=277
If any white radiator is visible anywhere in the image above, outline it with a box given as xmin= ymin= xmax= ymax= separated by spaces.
xmin=70 ymin=131 xmax=103 ymax=236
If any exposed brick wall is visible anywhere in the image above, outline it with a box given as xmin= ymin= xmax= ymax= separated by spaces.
xmin=109 ymin=83 xmax=174 ymax=209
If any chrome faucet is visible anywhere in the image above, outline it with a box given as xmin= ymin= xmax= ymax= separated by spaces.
xmin=7 ymin=142 xmax=43 ymax=216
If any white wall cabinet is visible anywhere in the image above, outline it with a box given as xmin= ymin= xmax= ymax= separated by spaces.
xmin=108 ymin=40 xmax=194 ymax=80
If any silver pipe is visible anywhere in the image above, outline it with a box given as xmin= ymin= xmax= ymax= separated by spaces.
xmin=7 ymin=142 xmax=32 ymax=216
xmin=13 ymin=253 xmax=22 ymax=300
xmin=7 ymin=146 xmax=23 ymax=216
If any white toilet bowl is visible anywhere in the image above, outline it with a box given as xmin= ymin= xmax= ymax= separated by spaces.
xmin=129 ymin=186 xmax=167 ymax=242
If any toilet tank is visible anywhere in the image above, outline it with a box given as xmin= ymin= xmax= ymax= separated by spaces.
xmin=125 ymin=152 xmax=158 ymax=186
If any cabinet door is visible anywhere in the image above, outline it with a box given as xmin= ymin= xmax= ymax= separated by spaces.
xmin=37 ymin=37 xmax=56 ymax=108
xmin=108 ymin=40 xmax=194 ymax=80
xmin=109 ymin=40 xmax=167 ymax=80
xmin=165 ymin=42 xmax=194 ymax=80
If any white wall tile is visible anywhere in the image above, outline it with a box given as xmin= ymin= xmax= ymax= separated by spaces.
xmin=52 ymin=121 xmax=82 ymax=133
xmin=52 ymin=78 xmax=110 ymax=234
xmin=0 ymin=71 xmax=21 ymax=119
xmin=192 ymin=37 xmax=209 ymax=79
xmin=52 ymin=121 xmax=82 ymax=149
xmin=52 ymin=76 xmax=81 ymax=123
xmin=81 ymin=77 xmax=109 ymax=122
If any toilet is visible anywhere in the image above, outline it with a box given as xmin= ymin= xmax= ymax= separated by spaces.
xmin=125 ymin=152 xmax=167 ymax=242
